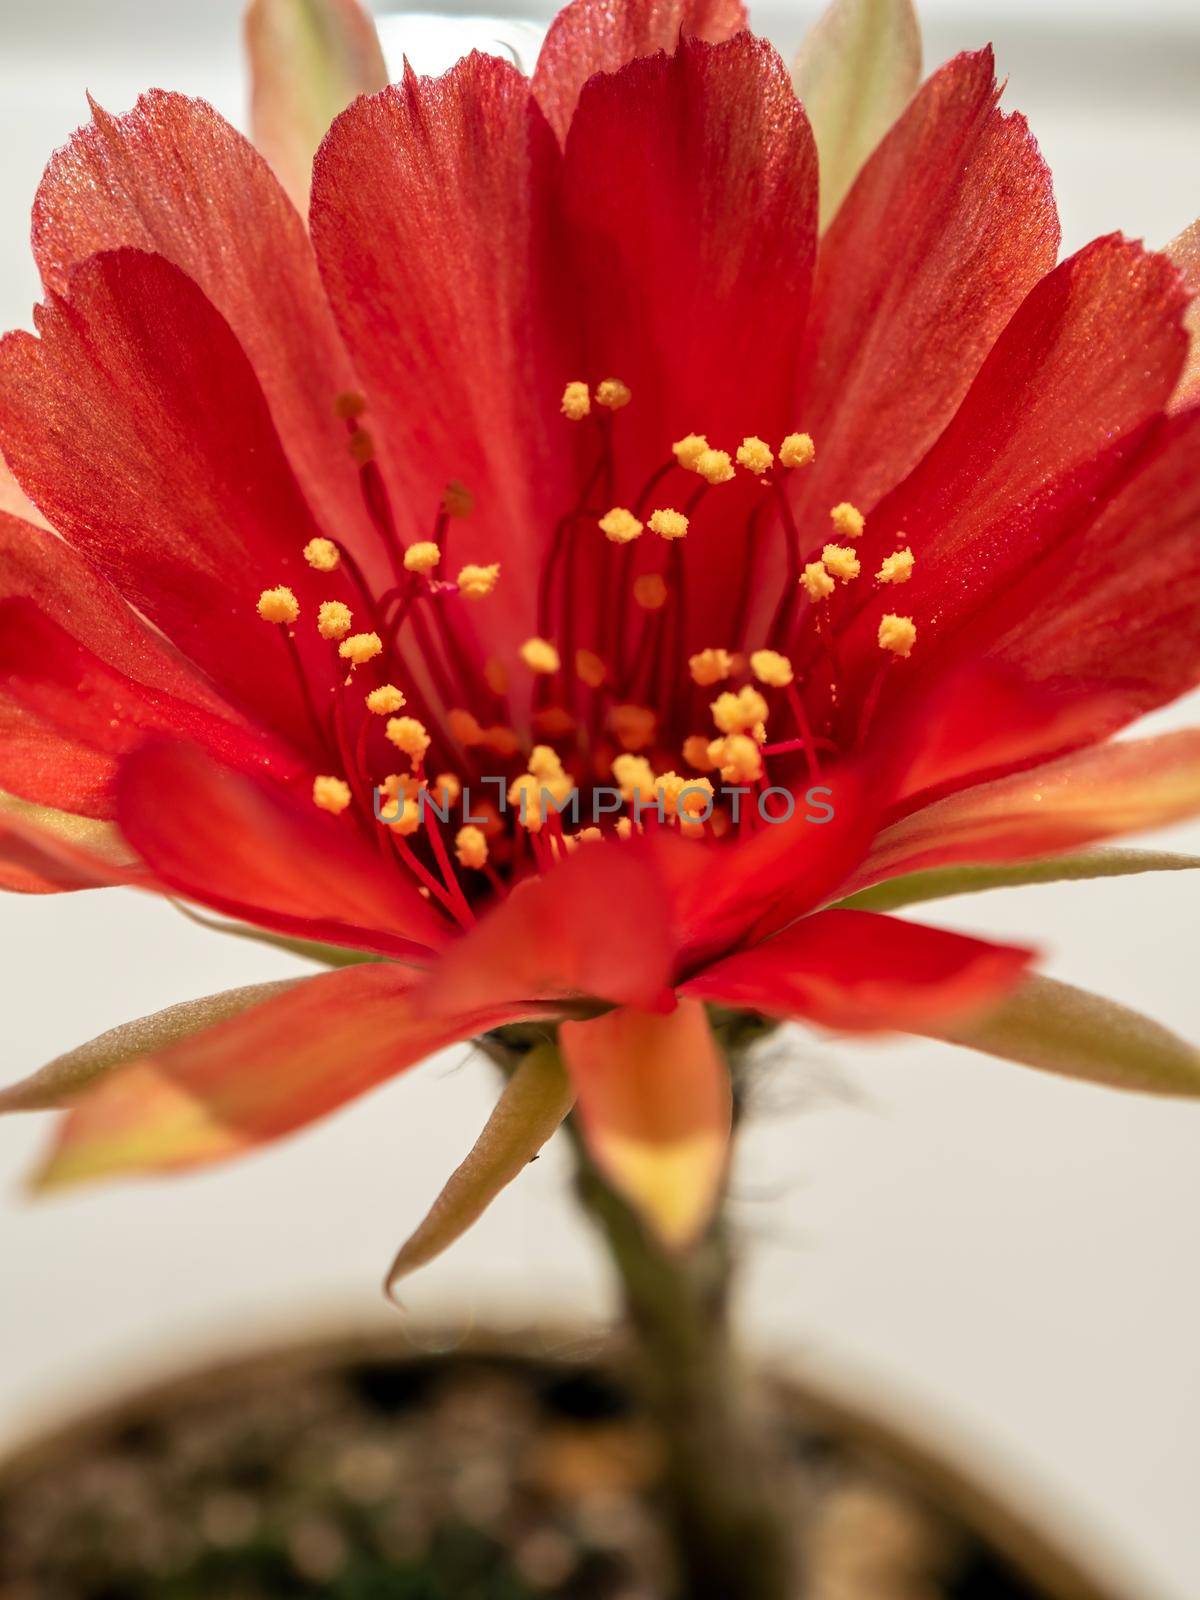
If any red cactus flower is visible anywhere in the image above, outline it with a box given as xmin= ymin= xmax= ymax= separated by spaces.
xmin=1 ymin=0 xmax=1198 ymax=1260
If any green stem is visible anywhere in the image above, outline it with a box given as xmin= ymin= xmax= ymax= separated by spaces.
xmin=566 ymin=1122 xmax=795 ymax=1600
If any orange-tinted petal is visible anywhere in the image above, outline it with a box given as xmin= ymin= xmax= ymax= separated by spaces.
xmin=560 ymin=998 xmax=731 ymax=1249
xmin=685 ymin=909 xmax=1032 ymax=1032
xmin=33 ymin=963 xmax=554 ymax=1190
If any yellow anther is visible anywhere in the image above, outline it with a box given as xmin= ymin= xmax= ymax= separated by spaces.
xmin=386 ymin=715 xmax=431 ymax=763
xmin=317 ymin=599 xmax=352 ymax=640
xmin=433 ymin=772 xmax=462 ymax=806
xmin=693 ymin=448 xmax=735 ymax=485
xmin=339 ymin=631 xmax=382 ymax=666
xmin=615 ymin=817 xmax=635 ymax=840
xmin=801 ymin=560 xmax=835 ymax=602
xmin=830 ymin=502 xmax=865 ymax=540
xmin=711 ymin=685 xmax=769 ymax=735
xmin=303 ymin=537 xmax=340 ymax=572
xmin=682 ymin=734 xmax=715 ymax=770
xmin=457 ymin=562 xmax=500 ymax=601
xmin=480 ymin=725 xmax=522 ymax=758
xmin=448 ymin=708 xmax=484 ymax=746
xmin=599 ymin=506 xmax=644 ymax=544
xmin=672 ymin=433 xmax=709 ymax=470
xmin=779 ymin=432 xmax=815 ymax=470
xmin=576 ymin=649 xmax=607 ymax=689
xmin=648 ymin=507 xmax=688 ymax=540
xmin=595 ymin=378 xmax=632 ymax=410
xmin=312 ymin=775 xmax=351 ymax=815
xmin=257 ymin=586 xmax=299 ymax=625
xmin=736 ymin=436 xmax=774 ymax=475
xmin=455 ymin=825 xmax=489 ymax=870
xmin=533 ymin=706 xmax=576 ymax=738
xmin=388 ymin=798 xmax=422 ymax=836
xmin=612 ymin=753 xmax=655 ymax=803
xmin=442 ymin=480 xmax=474 ymax=518
xmin=508 ymin=772 xmax=545 ymax=831
xmin=528 ymin=745 xmax=565 ymax=780
xmin=404 ymin=541 xmax=441 ymax=574
xmin=520 ymin=636 xmax=561 ymax=675
xmin=877 ymin=546 xmax=915 ymax=585
xmin=484 ymin=657 xmax=509 ymax=696
xmin=822 ymin=543 xmax=861 ymax=583
xmin=749 ymin=648 xmax=794 ymax=688
xmin=688 ymin=647 xmax=734 ymax=688
xmin=609 ymin=704 xmax=657 ymax=753
xmin=561 ymin=380 xmax=591 ymax=421
xmin=708 ymin=732 xmax=763 ymax=784
xmin=366 ymin=684 xmax=406 ymax=715
xmin=878 ymin=613 xmax=917 ymax=657
xmin=633 ymin=573 xmax=668 ymax=610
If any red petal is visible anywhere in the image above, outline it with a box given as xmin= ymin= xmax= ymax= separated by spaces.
xmin=532 ymin=0 xmax=747 ymax=141
xmin=419 ymin=837 xmax=677 ymax=1015
xmin=794 ymin=49 xmax=1059 ymax=521
xmin=853 ymin=730 xmax=1200 ymax=890
xmin=0 ymin=249 xmax=338 ymax=754
xmin=115 ymin=740 xmax=448 ymax=960
xmin=685 ymin=908 xmax=1032 ymax=1032
xmin=34 ymin=963 xmax=551 ymax=1188
xmin=561 ymin=34 xmax=817 ymax=641
xmin=310 ymin=55 xmax=573 ymax=654
xmin=31 ymin=92 xmax=380 ymax=573
xmin=0 ymin=795 xmax=139 ymax=894
xmin=559 ymin=998 xmax=731 ymax=1247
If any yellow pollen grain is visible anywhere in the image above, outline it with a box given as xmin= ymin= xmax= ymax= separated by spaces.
xmin=366 ymin=684 xmax=406 ymax=715
xmin=877 ymin=547 xmax=915 ymax=585
xmin=709 ymin=732 xmax=762 ymax=784
xmin=455 ymin=825 xmax=489 ymax=870
xmin=303 ymin=537 xmax=339 ymax=573
xmin=520 ymin=636 xmax=561 ymax=675
xmin=317 ymin=599 xmax=353 ymax=640
xmin=688 ymin=647 xmax=734 ymax=688
xmin=386 ymin=715 xmax=431 ymax=763
xmin=561 ymin=381 xmax=591 ymax=421
xmin=736 ymin=436 xmax=774 ymax=475
xmin=878 ymin=613 xmax=917 ymax=658
xmin=633 ymin=573 xmax=668 ymax=610
xmin=339 ymin=631 xmax=382 ymax=666
xmin=616 ymin=817 xmax=635 ymax=839
xmin=711 ymin=685 xmax=769 ymax=735
xmin=576 ymin=649 xmax=607 ymax=689
xmin=528 ymin=745 xmax=565 ymax=780
xmin=404 ymin=541 xmax=441 ymax=574
xmin=609 ymin=704 xmax=657 ymax=753
xmin=457 ymin=562 xmax=500 ymax=601
xmin=802 ymin=560 xmax=835 ymax=602
xmin=448 ymin=708 xmax=483 ymax=746
xmin=648 ymin=507 xmax=688 ymax=540
xmin=433 ymin=772 xmax=462 ymax=806
xmin=508 ymin=772 xmax=545 ymax=831
xmin=612 ymin=753 xmax=655 ymax=802
xmin=822 ymin=543 xmax=861 ymax=583
xmin=388 ymin=798 xmax=422 ymax=836
xmin=830 ymin=502 xmax=865 ymax=540
xmin=599 ymin=506 xmax=644 ymax=544
xmin=312 ymin=775 xmax=352 ymax=815
xmin=484 ymin=657 xmax=509 ymax=696
xmin=694 ymin=448 xmax=734 ymax=486
xmin=595 ymin=378 xmax=632 ymax=410
xmin=749 ymin=648 xmax=794 ymax=688
xmin=779 ymin=432 xmax=815 ymax=470
xmin=672 ymin=433 xmax=709 ymax=470
xmin=683 ymin=734 xmax=715 ymax=771
xmin=257 ymin=586 xmax=299 ymax=625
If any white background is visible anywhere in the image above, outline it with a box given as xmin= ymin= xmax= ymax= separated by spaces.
xmin=0 ymin=3 xmax=1198 ymax=1596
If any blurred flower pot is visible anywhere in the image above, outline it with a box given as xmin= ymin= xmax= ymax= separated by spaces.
xmin=0 ymin=1325 xmax=1132 ymax=1600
